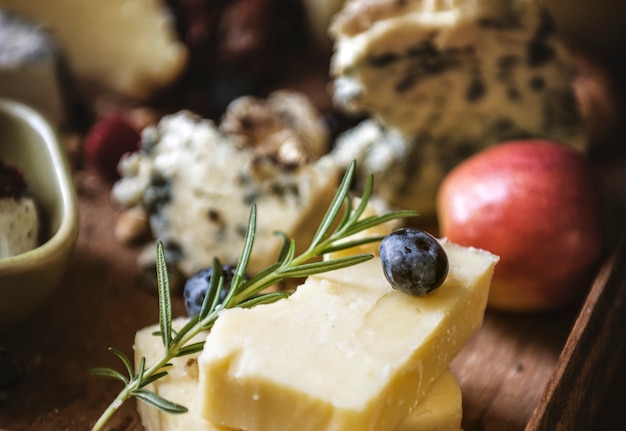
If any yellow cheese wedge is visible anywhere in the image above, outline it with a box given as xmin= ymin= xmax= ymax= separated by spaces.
xmin=198 ymin=240 xmax=497 ymax=431
xmin=134 ymin=318 xmax=463 ymax=431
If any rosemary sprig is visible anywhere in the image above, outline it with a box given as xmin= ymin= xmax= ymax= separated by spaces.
xmin=89 ymin=161 xmax=417 ymax=431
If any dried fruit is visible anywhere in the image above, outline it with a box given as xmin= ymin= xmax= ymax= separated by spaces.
xmin=84 ymin=113 xmax=141 ymax=180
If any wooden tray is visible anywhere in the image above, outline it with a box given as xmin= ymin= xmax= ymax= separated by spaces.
xmin=1 ymin=169 xmax=624 ymax=431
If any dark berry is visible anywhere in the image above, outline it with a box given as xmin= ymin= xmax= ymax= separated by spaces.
xmin=183 ymin=264 xmax=246 ymax=317
xmin=379 ymin=228 xmax=449 ymax=296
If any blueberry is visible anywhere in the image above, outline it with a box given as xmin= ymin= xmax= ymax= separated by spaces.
xmin=379 ymin=228 xmax=449 ymax=296
xmin=183 ymin=264 xmax=244 ymax=317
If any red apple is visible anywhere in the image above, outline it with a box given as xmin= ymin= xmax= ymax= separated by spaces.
xmin=436 ymin=140 xmax=604 ymax=312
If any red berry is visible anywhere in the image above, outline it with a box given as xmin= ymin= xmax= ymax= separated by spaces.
xmin=84 ymin=114 xmax=141 ymax=180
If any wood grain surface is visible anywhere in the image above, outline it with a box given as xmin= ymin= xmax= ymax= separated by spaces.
xmin=0 ymin=158 xmax=624 ymax=430
xmin=1 ymin=48 xmax=626 ymax=431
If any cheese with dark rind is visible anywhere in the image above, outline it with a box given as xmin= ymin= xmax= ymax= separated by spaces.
xmin=198 ymin=240 xmax=497 ymax=431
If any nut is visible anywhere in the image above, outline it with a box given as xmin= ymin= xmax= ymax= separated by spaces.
xmin=114 ymin=207 xmax=151 ymax=245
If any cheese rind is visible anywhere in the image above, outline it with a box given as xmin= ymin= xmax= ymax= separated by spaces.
xmin=134 ymin=318 xmax=463 ymax=431
xmin=198 ymin=240 xmax=497 ymax=431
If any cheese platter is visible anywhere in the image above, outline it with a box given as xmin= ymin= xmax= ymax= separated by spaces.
xmin=1 ymin=0 xmax=626 ymax=430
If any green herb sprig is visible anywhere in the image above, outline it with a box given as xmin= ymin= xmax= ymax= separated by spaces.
xmin=89 ymin=161 xmax=417 ymax=431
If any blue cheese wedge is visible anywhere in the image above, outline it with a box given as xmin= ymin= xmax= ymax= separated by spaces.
xmin=328 ymin=0 xmax=586 ymax=216
xmin=112 ymin=92 xmax=337 ymax=277
xmin=134 ymin=318 xmax=463 ymax=431
xmin=198 ymin=240 xmax=498 ymax=431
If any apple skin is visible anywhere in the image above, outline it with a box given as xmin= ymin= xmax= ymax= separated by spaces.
xmin=437 ymin=140 xmax=604 ymax=312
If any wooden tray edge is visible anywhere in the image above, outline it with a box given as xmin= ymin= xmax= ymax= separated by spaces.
xmin=526 ymin=231 xmax=626 ymax=430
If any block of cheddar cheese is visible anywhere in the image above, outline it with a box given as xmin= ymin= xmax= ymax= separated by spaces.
xmin=134 ymin=318 xmax=463 ymax=431
xmin=198 ymin=240 xmax=497 ymax=431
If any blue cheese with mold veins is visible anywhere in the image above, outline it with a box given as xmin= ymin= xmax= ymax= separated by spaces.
xmin=112 ymin=92 xmax=337 ymax=277
xmin=328 ymin=0 xmax=586 ymax=216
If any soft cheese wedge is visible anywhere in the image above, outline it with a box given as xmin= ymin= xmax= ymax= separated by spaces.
xmin=0 ymin=0 xmax=187 ymax=99
xmin=198 ymin=240 xmax=498 ymax=431
xmin=134 ymin=318 xmax=463 ymax=431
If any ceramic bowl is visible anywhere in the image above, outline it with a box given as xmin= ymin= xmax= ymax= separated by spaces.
xmin=0 ymin=98 xmax=78 ymax=330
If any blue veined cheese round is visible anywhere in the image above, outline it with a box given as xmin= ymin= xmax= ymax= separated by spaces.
xmin=112 ymin=98 xmax=338 ymax=277
xmin=328 ymin=0 xmax=587 ymax=217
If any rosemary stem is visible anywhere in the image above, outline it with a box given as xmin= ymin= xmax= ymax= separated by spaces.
xmin=91 ymin=314 xmax=217 ymax=431
xmin=91 ymin=385 xmax=132 ymax=431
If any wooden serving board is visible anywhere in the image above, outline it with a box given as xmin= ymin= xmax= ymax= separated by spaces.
xmin=0 ymin=164 xmax=624 ymax=431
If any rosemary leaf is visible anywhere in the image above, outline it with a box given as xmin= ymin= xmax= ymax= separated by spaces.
xmin=156 ymin=242 xmax=173 ymax=350
xmin=322 ymin=236 xmax=388 ymax=254
xmin=346 ymin=173 xmax=374 ymax=225
xmin=175 ymin=342 xmax=207 ymax=357
xmin=232 ymin=204 xmax=257 ymax=290
xmin=108 ymin=347 xmax=133 ymax=379
xmin=278 ymin=254 xmax=374 ymax=279
xmin=133 ymin=389 xmax=188 ymax=414
xmin=238 ymin=292 xmax=290 ymax=308
xmin=89 ymin=367 xmax=129 ymax=384
xmin=310 ymin=160 xmax=355 ymax=247
xmin=139 ymin=371 xmax=171 ymax=388
xmin=200 ymin=257 xmax=223 ymax=320
xmin=273 ymin=231 xmax=291 ymax=263
xmin=340 ymin=210 xmax=418 ymax=237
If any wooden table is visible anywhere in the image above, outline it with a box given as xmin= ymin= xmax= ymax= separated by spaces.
xmin=1 ymin=151 xmax=625 ymax=431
